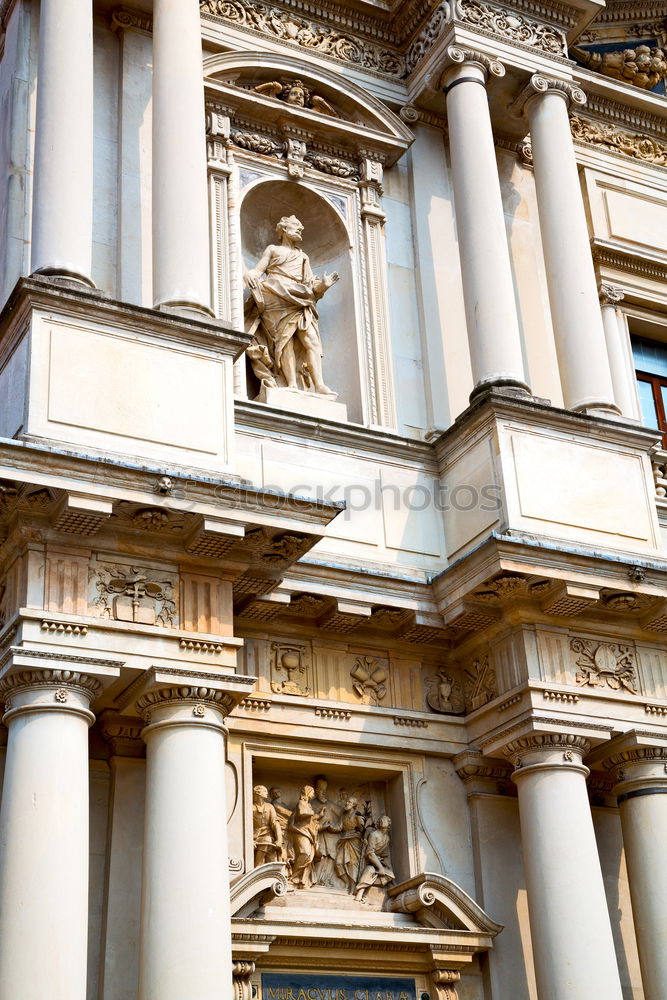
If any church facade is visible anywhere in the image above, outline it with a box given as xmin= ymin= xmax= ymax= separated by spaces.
xmin=0 ymin=0 xmax=666 ymax=997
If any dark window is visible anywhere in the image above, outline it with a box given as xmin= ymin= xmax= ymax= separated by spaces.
xmin=633 ymin=336 xmax=667 ymax=447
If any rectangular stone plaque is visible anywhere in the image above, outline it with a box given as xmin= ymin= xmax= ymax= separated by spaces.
xmin=261 ymin=973 xmax=417 ymax=1000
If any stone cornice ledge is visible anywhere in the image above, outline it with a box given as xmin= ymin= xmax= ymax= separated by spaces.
xmin=0 ymin=276 xmax=251 ymax=362
xmin=234 ymin=399 xmax=436 ymax=466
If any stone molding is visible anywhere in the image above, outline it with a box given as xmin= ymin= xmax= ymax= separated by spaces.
xmin=99 ymin=711 xmax=145 ymax=757
xmin=432 ymin=969 xmax=461 ymax=1000
xmin=453 ymin=749 xmax=514 ymax=795
xmin=136 ymin=685 xmax=237 ymax=718
xmin=233 ymin=962 xmax=256 ymax=1000
xmin=0 ymin=668 xmax=102 ymax=701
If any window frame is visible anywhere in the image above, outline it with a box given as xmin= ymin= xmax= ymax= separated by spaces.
xmin=635 ymin=368 xmax=667 ymax=448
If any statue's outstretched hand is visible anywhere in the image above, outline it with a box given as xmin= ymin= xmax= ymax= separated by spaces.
xmin=244 ymin=269 xmax=261 ymax=290
xmin=324 ymin=271 xmax=339 ymax=288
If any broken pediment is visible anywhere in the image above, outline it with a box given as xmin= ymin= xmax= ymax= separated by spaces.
xmin=203 ymin=51 xmax=414 ymax=166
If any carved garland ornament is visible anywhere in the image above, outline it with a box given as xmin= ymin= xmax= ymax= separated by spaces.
xmin=570 ymin=115 xmax=667 ymax=168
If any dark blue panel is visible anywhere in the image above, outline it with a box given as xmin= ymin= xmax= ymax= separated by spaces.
xmin=261 ymin=972 xmax=417 ymax=1000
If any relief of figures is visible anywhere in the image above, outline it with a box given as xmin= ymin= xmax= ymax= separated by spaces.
xmin=571 ymin=44 xmax=667 ymax=90
xmin=244 ymin=216 xmax=339 ymax=399
xmin=251 ymin=774 xmax=394 ymax=904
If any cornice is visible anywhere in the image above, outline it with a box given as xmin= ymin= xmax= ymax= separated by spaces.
xmin=592 ymin=241 xmax=667 ymax=282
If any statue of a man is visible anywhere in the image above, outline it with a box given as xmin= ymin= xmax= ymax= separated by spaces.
xmin=353 ymin=815 xmax=395 ymax=903
xmin=252 ymin=785 xmax=283 ymax=866
xmin=244 ymin=215 xmax=339 ymax=397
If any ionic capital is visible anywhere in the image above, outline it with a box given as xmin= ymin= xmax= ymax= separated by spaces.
xmin=127 ymin=666 xmax=256 ymax=732
xmin=453 ymin=748 xmax=513 ymax=795
xmin=599 ymin=283 xmax=625 ymax=307
xmin=505 ymin=733 xmax=591 ymax=775
xmin=439 ymin=46 xmax=505 ymax=89
xmin=512 ymin=74 xmax=586 ymax=117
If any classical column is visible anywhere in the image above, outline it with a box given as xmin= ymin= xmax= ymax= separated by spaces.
xmin=0 ymin=668 xmax=101 ymax=1000
xmin=506 ymin=734 xmax=623 ymax=1000
xmin=442 ymin=47 xmax=530 ymax=400
xmin=136 ymin=673 xmax=254 ymax=1000
xmin=152 ymin=0 xmax=213 ymax=316
xmin=604 ymin=739 xmax=667 ymax=1000
xmin=31 ymin=0 xmax=94 ymax=286
xmin=599 ymin=285 xmax=638 ymax=419
xmin=523 ymin=77 xmax=617 ymax=415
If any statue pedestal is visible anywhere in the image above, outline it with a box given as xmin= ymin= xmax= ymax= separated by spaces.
xmin=260 ymin=386 xmax=348 ymax=422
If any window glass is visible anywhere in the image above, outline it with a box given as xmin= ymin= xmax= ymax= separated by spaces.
xmin=632 ymin=337 xmax=667 ymax=379
xmin=637 ymin=378 xmax=659 ymax=428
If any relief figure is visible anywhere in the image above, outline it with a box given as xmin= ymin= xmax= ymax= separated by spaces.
xmin=311 ymin=775 xmax=342 ymax=887
xmin=269 ymin=786 xmax=293 ymax=866
xmin=353 ymin=815 xmax=395 ymax=902
xmin=244 ymin=216 xmax=339 ymax=398
xmin=333 ymin=797 xmax=365 ymax=891
xmin=252 ymin=785 xmax=283 ymax=866
xmin=288 ymin=785 xmax=319 ymax=888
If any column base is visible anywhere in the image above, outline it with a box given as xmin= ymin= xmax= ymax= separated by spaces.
xmin=469 ymin=378 xmax=533 ymax=404
xmin=31 ymin=267 xmax=97 ymax=292
xmin=154 ymin=299 xmax=216 ymax=321
xmin=573 ymin=402 xmax=623 ymax=418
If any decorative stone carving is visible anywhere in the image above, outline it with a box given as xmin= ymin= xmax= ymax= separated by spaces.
xmin=570 ymin=115 xmax=667 ymax=167
xmin=350 ymin=656 xmax=387 ymax=705
xmin=253 ymin=785 xmax=284 ymax=865
xmin=570 ymin=637 xmax=638 ymax=694
xmin=244 ymin=215 xmax=339 ymax=399
xmin=268 ymin=787 xmax=293 ymax=864
xmin=458 ymin=0 xmax=566 ymax=54
xmin=231 ymin=128 xmax=282 ymax=156
xmin=287 ymin=593 xmax=327 ymax=616
xmin=432 ymin=970 xmax=461 ymax=1000
xmin=353 ymin=815 xmax=394 ymax=902
xmin=312 ymin=774 xmax=343 ymax=887
xmin=232 ymin=961 xmax=256 ymax=1000
xmin=571 ymin=44 xmax=667 ymax=90
xmin=270 ymin=642 xmax=310 ymax=696
xmin=91 ymin=565 xmax=177 ymax=627
xmin=254 ymin=79 xmax=339 ymax=116
xmin=0 ymin=668 xmax=102 ymax=705
xmin=306 ymin=152 xmax=357 ymax=177
xmin=463 ymin=655 xmax=496 ymax=711
xmin=405 ymin=2 xmax=452 ymax=74
xmin=426 ymin=668 xmax=465 ymax=714
xmin=200 ymin=0 xmax=405 ymax=77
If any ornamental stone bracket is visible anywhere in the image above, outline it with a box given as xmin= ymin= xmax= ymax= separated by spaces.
xmin=386 ymin=872 xmax=503 ymax=940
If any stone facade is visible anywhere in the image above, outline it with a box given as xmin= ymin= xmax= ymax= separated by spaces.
xmin=0 ymin=0 xmax=666 ymax=998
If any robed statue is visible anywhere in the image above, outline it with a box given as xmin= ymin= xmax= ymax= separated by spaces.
xmin=244 ymin=216 xmax=339 ymax=398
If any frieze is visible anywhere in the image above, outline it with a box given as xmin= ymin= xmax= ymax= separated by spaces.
xmin=90 ymin=564 xmax=178 ymax=627
xmin=458 ymin=0 xmax=566 ymax=55
xmin=571 ymin=43 xmax=667 ymax=90
xmin=271 ymin=641 xmax=311 ymax=696
xmin=200 ymin=0 xmax=405 ymax=77
xmin=570 ymin=114 xmax=667 ymax=168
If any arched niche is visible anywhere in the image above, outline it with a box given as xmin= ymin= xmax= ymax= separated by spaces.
xmin=240 ymin=179 xmax=363 ymax=422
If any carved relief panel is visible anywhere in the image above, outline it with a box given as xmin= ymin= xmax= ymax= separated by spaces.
xmin=89 ymin=559 xmax=179 ymax=627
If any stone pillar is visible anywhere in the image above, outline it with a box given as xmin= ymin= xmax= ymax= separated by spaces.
xmin=0 ymin=668 xmax=100 ymax=1000
xmin=442 ymin=47 xmax=530 ymax=400
xmin=524 ymin=77 xmax=617 ymax=415
xmin=31 ymin=0 xmax=94 ymax=286
xmin=152 ymin=0 xmax=213 ymax=316
xmin=604 ymin=739 xmax=667 ymax=1000
xmin=359 ymin=155 xmax=397 ymax=427
xmin=136 ymin=673 xmax=254 ymax=1000
xmin=599 ymin=284 xmax=637 ymax=419
xmin=506 ymin=734 xmax=623 ymax=1000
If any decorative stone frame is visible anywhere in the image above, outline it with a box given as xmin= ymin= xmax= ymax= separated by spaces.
xmin=204 ymin=51 xmax=414 ymax=428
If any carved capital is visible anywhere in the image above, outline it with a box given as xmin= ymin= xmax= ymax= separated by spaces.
xmin=136 ymin=685 xmax=237 ymax=719
xmin=601 ymin=742 xmax=667 ymax=795
xmin=599 ymin=283 xmax=625 ymax=307
xmin=0 ymin=666 xmax=102 ymax=726
xmin=453 ymin=749 xmax=514 ymax=795
xmin=441 ymin=45 xmax=505 ymax=85
xmin=505 ymin=733 xmax=591 ymax=771
xmin=110 ymin=6 xmax=153 ymax=33
xmin=513 ymin=74 xmax=586 ymax=117
xmin=99 ymin=711 xmax=145 ymax=758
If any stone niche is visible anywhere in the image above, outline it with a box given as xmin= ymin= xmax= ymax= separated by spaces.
xmin=240 ymin=179 xmax=361 ymax=420
xmin=250 ymin=760 xmax=410 ymax=910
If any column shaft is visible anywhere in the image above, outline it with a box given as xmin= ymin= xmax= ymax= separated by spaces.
xmin=599 ymin=287 xmax=637 ymax=419
xmin=152 ymin=0 xmax=212 ymax=315
xmin=138 ymin=698 xmax=232 ymax=1000
xmin=526 ymin=82 xmax=616 ymax=414
xmin=31 ymin=0 xmax=94 ymax=285
xmin=607 ymin=747 xmax=667 ymax=1000
xmin=0 ymin=674 xmax=97 ymax=1000
xmin=444 ymin=55 xmax=529 ymax=398
xmin=508 ymin=736 xmax=623 ymax=1000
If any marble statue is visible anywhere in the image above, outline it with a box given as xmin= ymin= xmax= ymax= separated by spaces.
xmin=287 ymin=785 xmax=319 ymax=888
xmin=311 ymin=775 xmax=342 ymax=887
xmin=244 ymin=216 xmax=339 ymax=397
xmin=353 ymin=815 xmax=395 ymax=902
xmin=252 ymin=785 xmax=283 ymax=865
xmin=333 ymin=797 xmax=365 ymax=891
xmin=571 ymin=44 xmax=667 ymax=90
xmin=269 ymin=787 xmax=293 ymax=865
